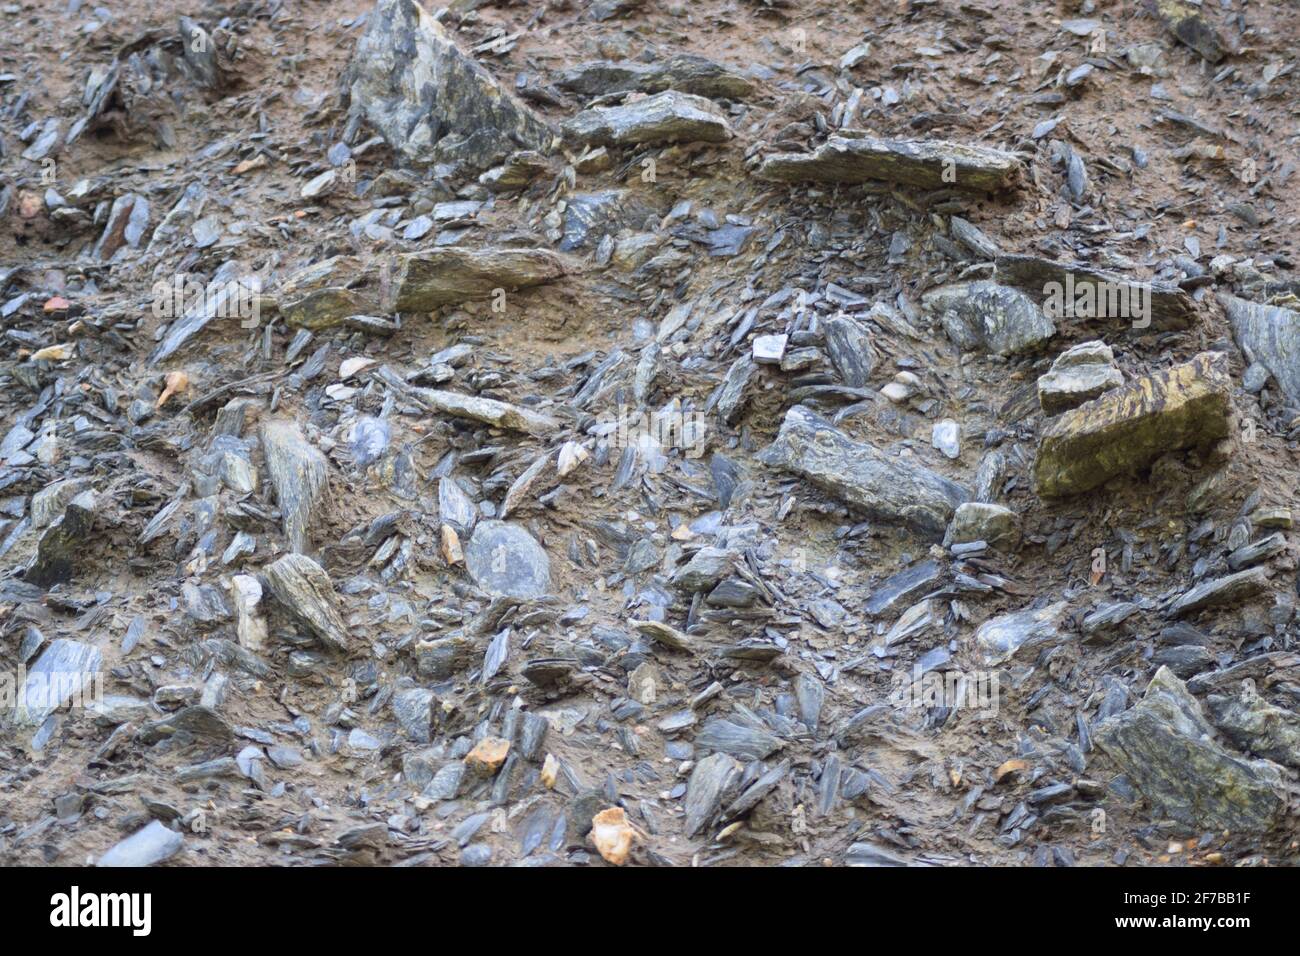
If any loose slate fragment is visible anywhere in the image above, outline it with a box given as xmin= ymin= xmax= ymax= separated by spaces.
xmin=1037 ymin=340 xmax=1123 ymax=414
xmin=695 ymin=718 xmax=783 ymax=760
xmin=393 ymin=247 xmax=569 ymax=311
xmin=1095 ymin=667 xmax=1285 ymax=833
xmin=760 ymin=406 xmax=970 ymax=539
xmin=923 ymin=281 xmax=1055 ymax=356
xmin=758 ymin=134 xmax=1021 ymax=192
xmin=262 ymin=553 xmax=351 ymax=652
xmin=974 ymin=602 xmax=1069 ymax=666
xmin=464 ymin=520 xmax=551 ymax=598
xmin=96 ymin=820 xmax=185 ymax=867
xmin=260 ymin=420 xmax=328 ymax=554
xmin=1167 ymin=567 xmax=1269 ymax=619
xmin=684 ymin=752 xmax=742 ymax=836
xmin=562 ymin=90 xmax=732 ymax=147
xmin=1033 ymin=352 xmax=1232 ymax=498
xmin=342 ymin=0 xmax=552 ymax=170
xmin=26 ymin=490 xmax=98 ymax=589
xmin=16 ymin=639 xmax=102 ymax=726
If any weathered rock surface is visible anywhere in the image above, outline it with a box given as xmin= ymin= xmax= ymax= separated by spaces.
xmin=262 ymin=553 xmax=350 ymax=652
xmin=758 ymin=134 xmax=1021 ymax=192
xmin=1167 ymin=567 xmax=1269 ymax=618
xmin=96 ymin=820 xmax=185 ymax=867
xmin=974 ymin=601 xmax=1069 ymax=665
xmin=945 ymin=502 xmax=1019 ymax=549
xmin=1206 ymin=683 xmax=1300 ymax=768
xmin=16 ymin=639 xmax=103 ymax=726
xmin=1095 ymin=667 xmax=1286 ymax=833
xmin=1147 ymin=0 xmax=1230 ymax=62
xmin=923 ymin=281 xmax=1055 ymax=356
xmin=260 ymin=420 xmax=329 ymax=555
xmin=562 ymin=91 xmax=732 ymax=147
xmin=1034 ymin=352 xmax=1232 ymax=497
xmin=342 ymin=0 xmax=552 ymax=170
xmin=558 ymin=55 xmax=757 ymax=100
xmin=1037 ymin=340 xmax=1123 ymax=414
xmin=995 ymin=254 xmax=1196 ymax=330
xmin=393 ymin=247 xmax=568 ymax=312
xmin=464 ymin=520 xmax=551 ymax=598
xmin=1219 ymin=294 xmax=1300 ymax=405
xmin=26 ymin=490 xmax=98 ymax=589
xmin=760 ymin=406 xmax=970 ymax=539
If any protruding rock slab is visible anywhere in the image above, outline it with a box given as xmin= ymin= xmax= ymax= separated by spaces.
xmin=1219 ymin=294 xmax=1300 ymax=406
xmin=342 ymin=0 xmax=552 ymax=169
xmin=1147 ymin=0 xmax=1229 ymax=63
xmin=995 ymin=254 xmax=1195 ymax=330
xmin=1037 ymin=340 xmax=1123 ymax=414
xmin=974 ymin=601 xmax=1069 ymax=665
xmin=1167 ymin=567 xmax=1269 ymax=619
xmin=684 ymin=752 xmax=742 ymax=837
xmin=26 ymin=489 xmax=98 ymax=589
xmin=923 ymin=281 xmax=1055 ymax=356
xmin=393 ymin=247 xmax=568 ymax=312
xmin=946 ymin=502 xmax=1019 ymax=549
xmin=558 ymin=55 xmax=757 ymax=100
xmin=464 ymin=520 xmax=551 ymax=599
xmin=757 ymin=134 xmax=1020 ymax=192
xmin=760 ymin=406 xmax=970 ymax=539
xmin=562 ymin=90 xmax=732 ymax=147
xmin=260 ymin=420 xmax=328 ymax=554
xmin=262 ymin=553 xmax=350 ymax=652
xmin=1033 ymin=352 xmax=1232 ymax=498
xmin=1095 ymin=667 xmax=1286 ymax=833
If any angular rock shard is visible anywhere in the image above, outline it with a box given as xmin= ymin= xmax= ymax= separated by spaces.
xmin=757 ymin=134 xmax=1021 ymax=192
xmin=562 ymin=90 xmax=732 ymax=147
xmin=1037 ymin=340 xmax=1123 ymax=414
xmin=1033 ymin=352 xmax=1232 ymax=497
xmin=1147 ymin=0 xmax=1230 ymax=63
xmin=393 ymin=247 xmax=568 ymax=312
xmin=262 ymin=553 xmax=350 ymax=652
xmin=1095 ymin=667 xmax=1286 ymax=833
xmin=342 ymin=0 xmax=552 ymax=170
xmin=16 ymin=638 xmax=102 ymax=726
xmin=923 ymin=281 xmax=1055 ymax=356
xmin=760 ymin=406 xmax=970 ymax=539
xmin=260 ymin=420 xmax=329 ymax=554
xmin=1219 ymin=294 xmax=1300 ymax=406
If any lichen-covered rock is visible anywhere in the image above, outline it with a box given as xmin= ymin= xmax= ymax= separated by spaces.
xmin=758 ymin=134 xmax=1021 ymax=192
xmin=945 ymin=502 xmax=1020 ymax=549
xmin=1033 ymin=352 xmax=1232 ymax=497
xmin=1037 ymin=340 xmax=1124 ymax=414
xmin=923 ymin=281 xmax=1055 ymax=356
xmin=1146 ymin=0 xmax=1230 ymax=62
xmin=562 ymin=90 xmax=732 ymax=147
xmin=342 ymin=0 xmax=552 ymax=170
xmin=1206 ymin=683 xmax=1300 ymax=768
xmin=1095 ymin=667 xmax=1286 ymax=833
xmin=393 ymin=247 xmax=568 ymax=312
xmin=1219 ymin=294 xmax=1300 ymax=406
xmin=26 ymin=489 xmax=98 ymax=589
xmin=760 ymin=406 xmax=970 ymax=539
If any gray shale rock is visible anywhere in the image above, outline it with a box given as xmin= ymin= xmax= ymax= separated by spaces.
xmin=1219 ymin=294 xmax=1300 ymax=406
xmin=262 ymin=553 xmax=351 ymax=652
xmin=995 ymin=253 xmax=1196 ymax=330
xmin=923 ymin=281 xmax=1055 ymax=356
xmin=1206 ymin=684 xmax=1300 ymax=768
xmin=1037 ymin=340 xmax=1123 ymax=414
xmin=758 ymin=134 xmax=1021 ymax=192
xmin=558 ymin=54 xmax=757 ymax=100
xmin=342 ymin=0 xmax=552 ymax=170
xmin=464 ymin=520 xmax=551 ymax=599
xmin=96 ymin=820 xmax=184 ymax=867
xmin=1095 ymin=667 xmax=1286 ymax=833
xmin=16 ymin=639 xmax=103 ymax=726
xmin=760 ymin=406 xmax=970 ymax=539
xmin=562 ymin=90 xmax=732 ymax=147
xmin=260 ymin=420 xmax=329 ymax=555
xmin=393 ymin=247 xmax=569 ymax=312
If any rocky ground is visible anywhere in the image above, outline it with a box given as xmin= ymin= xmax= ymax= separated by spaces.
xmin=2 ymin=0 xmax=1300 ymax=867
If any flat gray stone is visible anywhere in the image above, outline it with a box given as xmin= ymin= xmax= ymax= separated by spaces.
xmin=464 ymin=520 xmax=551 ymax=598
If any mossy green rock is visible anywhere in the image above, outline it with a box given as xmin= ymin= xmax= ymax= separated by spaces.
xmin=1033 ymin=352 xmax=1231 ymax=497
xmin=1096 ymin=667 xmax=1286 ymax=833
